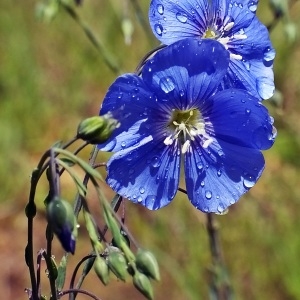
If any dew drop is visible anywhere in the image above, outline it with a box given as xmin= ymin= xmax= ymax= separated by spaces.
xmin=196 ymin=162 xmax=203 ymax=170
xmin=154 ymin=23 xmax=163 ymax=36
xmin=244 ymin=61 xmax=251 ymax=71
xmin=243 ymin=176 xmax=255 ymax=188
xmin=248 ymin=1 xmax=258 ymax=12
xmin=200 ymin=181 xmax=205 ymax=187
xmin=205 ymin=190 xmax=212 ymax=199
xmin=203 ymin=207 xmax=209 ymax=212
xmin=217 ymin=170 xmax=222 ymax=177
xmin=157 ymin=4 xmax=164 ymax=15
xmin=256 ymin=77 xmax=274 ymax=99
xmin=230 ymin=199 xmax=235 ymax=205
xmin=217 ymin=203 xmax=225 ymax=213
xmin=145 ymin=195 xmax=156 ymax=206
xmin=103 ymin=138 xmax=117 ymax=151
xmin=151 ymin=156 xmax=161 ymax=168
xmin=139 ymin=187 xmax=145 ymax=194
xmin=176 ymin=12 xmax=188 ymax=23
xmin=179 ymin=90 xmax=185 ymax=97
xmin=159 ymin=76 xmax=175 ymax=93
xmin=263 ymin=47 xmax=276 ymax=62
xmin=137 ymin=196 xmax=143 ymax=203
xmin=245 ymin=108 xmax=251 ymax=115
xmin=121 ymin=141 xmax=126 ymax=148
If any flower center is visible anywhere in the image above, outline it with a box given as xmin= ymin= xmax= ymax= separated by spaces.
xmin=164 ymin=109 xmax=206 ymax=153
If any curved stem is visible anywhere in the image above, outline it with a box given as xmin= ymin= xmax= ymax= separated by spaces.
xmin=60 ymin=288 xmax=102 ymax=300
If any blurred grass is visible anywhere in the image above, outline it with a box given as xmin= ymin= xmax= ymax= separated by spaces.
xmin=1 ymin=0 xmax=300 ymax=299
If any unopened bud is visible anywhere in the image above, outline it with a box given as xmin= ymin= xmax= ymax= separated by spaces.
xmin=47 ymin=197 xmax=77 ymax=254
xmin=77 ymin=114 xmax=119 ymax=144
xmin=135 ymin=249 xmax=160 ymax=281
xmin=133 ymin=272 xmax=154 ymax=300
xmin=94 ymin=256 xmax=110 ymax=285
xmin=107 ymin=251 xmax=127 ymax=281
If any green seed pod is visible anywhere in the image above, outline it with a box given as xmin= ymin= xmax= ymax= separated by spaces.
xmin=107 ymin=251 xmax=127 ymax=281
xmin=47 ymin=197 xmax=77 ymax=254
xmin=77 ymin=115 xmax=119 ymax=144
xmin=133 ymin=272 xmax=154 ymax=300
xmin=135 ymin=249 xmax=160 ymax=281
xmin=94 ymin=256 xmax=110 ymax=286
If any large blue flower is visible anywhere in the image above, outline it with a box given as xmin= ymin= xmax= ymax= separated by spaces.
xmin=98 ymin=38 xmax=276 ymax=213
xmin=149 ymin=0 xmax=275 ymax=100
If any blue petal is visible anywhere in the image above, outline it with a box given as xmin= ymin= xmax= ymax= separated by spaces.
xmin=203 ymin=89 xmax=276 ymax=150
xmin=227 ymin=18 xmax=275 ymax=99
xmin=149 ymin=0 xmax=209 ymax=44
xmin=98 ymin=74 xmax=161 ymax=152
xmin=213 ymin=0 xmax=255 ymax=33
xmin=106 ymin=136 xmax=181 ymax=210
xmin=184 ymin=138 xmax=265 ymax=213
xmin=142 ymin=38 xmax=230 ymax=107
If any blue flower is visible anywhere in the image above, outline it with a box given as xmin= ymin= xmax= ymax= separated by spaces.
xmin=149 ymin=0 xmax=275 ymax=100
xmin=98 ymin=38 xmax=276 ymax=213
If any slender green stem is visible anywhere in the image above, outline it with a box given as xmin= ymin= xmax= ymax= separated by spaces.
xmin=60 ymin=1 xmax=122 ymax=75
xmin=206 ymin=214 xmax=232 ymax=300
xmin=60 ymin=289 xmax=102 ymax=300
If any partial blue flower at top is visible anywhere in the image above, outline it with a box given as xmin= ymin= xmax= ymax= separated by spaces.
xmin=98 ymin=38 xmax=276 ymax=213
xmin=149 ymin=0 xmax=275 ymax=100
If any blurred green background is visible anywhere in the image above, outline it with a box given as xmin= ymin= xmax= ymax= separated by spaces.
xmin=1 ymin=0 xmax=300 ymax=299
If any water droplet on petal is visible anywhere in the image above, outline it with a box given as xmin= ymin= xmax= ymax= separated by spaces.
xmin=243 ymin=176 xmax=256 ymax=188
xmin=244 ymin=60 xmax=251 ymax=71
xmin=263 ymin=47 xmax=276 ymax=63
xmin=196 ymin=162 xmax=203 ymax=170
xmin=248 ymin=1 xmax=258 ymax=12
xmin=157 ymin=4 xmax=164 ymax=15
xmin=217 ymin=170 xmax=222 ymax=177
xmin=205 ymin=190 xmax=212 ymax=199
xmin=121 ymin=141 xmax=126 ymax=148
xmin=151 ymin=156 xmax=161 ymax=168
xmin=176 ymin=12 xmax=188 ymax=23
xmin=154 ymin=23 xmax=163 ymax=36
xmin=139 ymin=187 xmax=145 ymax=194
xmin=159 ymin=76 xmax=175 ymax=93
xmin=256 ymin=77 xmax=274 ymax=99
xmin=200 ymin=181 xmax=205 ymax=187
xmin=245 ymin=108 xmax=251 ymax=115
xmin=145 ymin=195 xmax=156 ymax=207
xmin=137 ymin=196 xmax=143 ymax=203
xmin=217 ymin=203 xmax=226 ymax=213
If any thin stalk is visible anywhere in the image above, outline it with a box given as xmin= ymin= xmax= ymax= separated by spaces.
xmin=60 ymin=1 xmax=122 ymax=75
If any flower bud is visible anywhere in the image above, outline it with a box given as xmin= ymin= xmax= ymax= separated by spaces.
xmin=133 ymin=272 xmax=154 ymax=300
xmin=47 ymin=197 xmax=77 ymax=254
xmin=77 ymin=114 xmax=119 ymax=144
xmin=107 ymin=251 xmax=127 ymax=281
xmin=135 ymin=249 xmax=160 ymax=281
xmin=94 ymin=256 xmax=110 ymax=286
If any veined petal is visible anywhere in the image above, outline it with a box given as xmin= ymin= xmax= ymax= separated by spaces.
xmin=149 ymin=0 xmax=209 ymax=44
xmin=98 ymin=74 xmax=163 ymax=152
xmin=106 ymin=136 xmax=181 ymax=210
xmin=225 ymin=57 xmax=275 ymax=100
xmin=212 ymin=0 xmax=255 ymax=34
xmin=204 ymin=89 xmax=276 ymax=150
xmin=142 ymin=38 xmax=230 ymax=108
xmin=185 ymin=138 xmax=265 ymax=213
